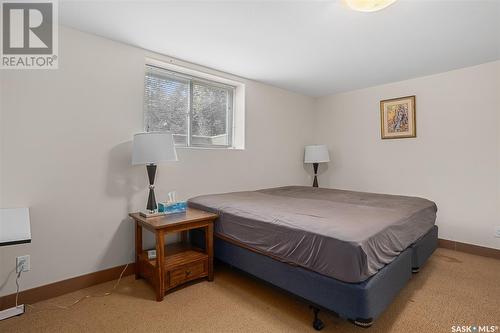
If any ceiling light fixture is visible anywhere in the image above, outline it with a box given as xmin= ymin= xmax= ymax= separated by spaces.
xmin=344 ymin=0 xmax=398 ymax=12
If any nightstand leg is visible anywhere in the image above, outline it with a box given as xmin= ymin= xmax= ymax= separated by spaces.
xmin=205 ymin=224 xmax=214 ymax=281
xmin=155 ymin=230 xmax=165 ymax=301
xmin=135 ymin=222 xmax=142 ymax=280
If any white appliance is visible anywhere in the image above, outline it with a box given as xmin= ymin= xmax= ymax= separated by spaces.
xmin=0 ymin=208 xmax=31 ymax=321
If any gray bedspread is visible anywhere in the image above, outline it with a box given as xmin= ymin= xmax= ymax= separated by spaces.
xmin=188 ymin=186 xmax=437 ymax=283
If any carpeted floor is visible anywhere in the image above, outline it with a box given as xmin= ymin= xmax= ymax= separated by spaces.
xmin=1 ymin=248 xmax=499 ymax=333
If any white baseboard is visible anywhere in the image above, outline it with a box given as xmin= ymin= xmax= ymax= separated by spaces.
xmin=0 ymin=305 xmax=25 ymax=321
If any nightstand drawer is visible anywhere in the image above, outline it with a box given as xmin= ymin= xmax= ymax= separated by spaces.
xmin=168 ymin=259 xmax=207 ymax=288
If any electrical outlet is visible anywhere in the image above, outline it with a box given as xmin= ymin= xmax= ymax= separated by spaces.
xmin=16 ymin=255 xmax=30 ymax=273
xmin=495 ymin=226 xmax=500 ymax=238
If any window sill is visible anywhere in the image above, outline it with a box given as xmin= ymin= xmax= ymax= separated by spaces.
xmin=175 ymin=146 xmax=245 ymax=151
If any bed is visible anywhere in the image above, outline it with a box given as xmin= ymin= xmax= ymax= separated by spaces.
xmin=188 ymin=186 xmax=438 ymax=330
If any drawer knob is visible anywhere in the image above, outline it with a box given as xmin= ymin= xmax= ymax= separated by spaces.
xmin=185 ymin=270 xmax=192 ymax=276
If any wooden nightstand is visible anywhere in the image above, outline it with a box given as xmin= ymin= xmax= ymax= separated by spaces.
xmin=129 ymin=208 xmax=218 ymax=301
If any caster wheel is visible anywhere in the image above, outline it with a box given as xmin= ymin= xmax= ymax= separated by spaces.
xmin=353 ymin=319 xmax=373 ymax=328
xmin=313 ymin=318 xmax=325 ymax=331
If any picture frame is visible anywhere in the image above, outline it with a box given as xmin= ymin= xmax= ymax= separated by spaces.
xmin=380 ymin=95 xmax=416 ymax=139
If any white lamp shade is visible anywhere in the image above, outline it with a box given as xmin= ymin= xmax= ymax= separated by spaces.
xmin=304 ymin=145 xmax=330 ymax=163
xmin=0 ymin=208 xmax=31 ymax=246
xmin=132 ymin=132 xmax=178 ymax=165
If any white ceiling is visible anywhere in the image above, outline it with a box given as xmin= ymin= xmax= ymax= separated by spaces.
xmin=60 ymin=0 xmax=500 ymax=97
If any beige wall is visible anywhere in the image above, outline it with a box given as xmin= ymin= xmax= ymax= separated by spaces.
xmin=0 ymin=70 xmax=3 ymax=209
xmin=314 ymin=61 xmax=500 ymax=250
xmin=0 ymin=27 xmax=315 ymax=297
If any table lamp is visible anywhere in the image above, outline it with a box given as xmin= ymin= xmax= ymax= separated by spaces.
xmin=304 ymin=145 xmax=330 ymax=187
xmin=132 ymin=132 xmax=178 ymax=217
xmin=0 ymin=208 xmax=31 ymax=321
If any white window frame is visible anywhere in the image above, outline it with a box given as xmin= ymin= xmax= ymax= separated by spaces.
xmin=144 ymin=59 xmax=245 ymax=150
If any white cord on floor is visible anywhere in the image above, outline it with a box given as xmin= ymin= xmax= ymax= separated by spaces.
xmin=25 ymin=263 xmax=130 ymax=311
xmin=15 ymin=265 xmax=22 ymax=307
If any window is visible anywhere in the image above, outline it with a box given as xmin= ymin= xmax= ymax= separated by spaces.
xmin=144 ymin=64 xmax=235 ymax=148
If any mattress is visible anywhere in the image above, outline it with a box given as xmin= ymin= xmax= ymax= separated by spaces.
xmin=188 ymin=186 xmax=437 ymax=283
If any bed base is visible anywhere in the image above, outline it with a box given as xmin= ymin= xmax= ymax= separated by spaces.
xmin=411 ymin=225 xmax=439 ymax=272
xmin=191 ymin=226 xmax=438 ymax=330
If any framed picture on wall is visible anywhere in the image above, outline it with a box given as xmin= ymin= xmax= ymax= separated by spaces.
xmin=380 ymin=95 xmax=416 ymax=139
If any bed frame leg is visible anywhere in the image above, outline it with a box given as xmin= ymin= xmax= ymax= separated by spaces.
xmin=352 ymin=318 xmax=374 ymax=328
xmin=310 ymin=306 xmax=325 ymax=331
